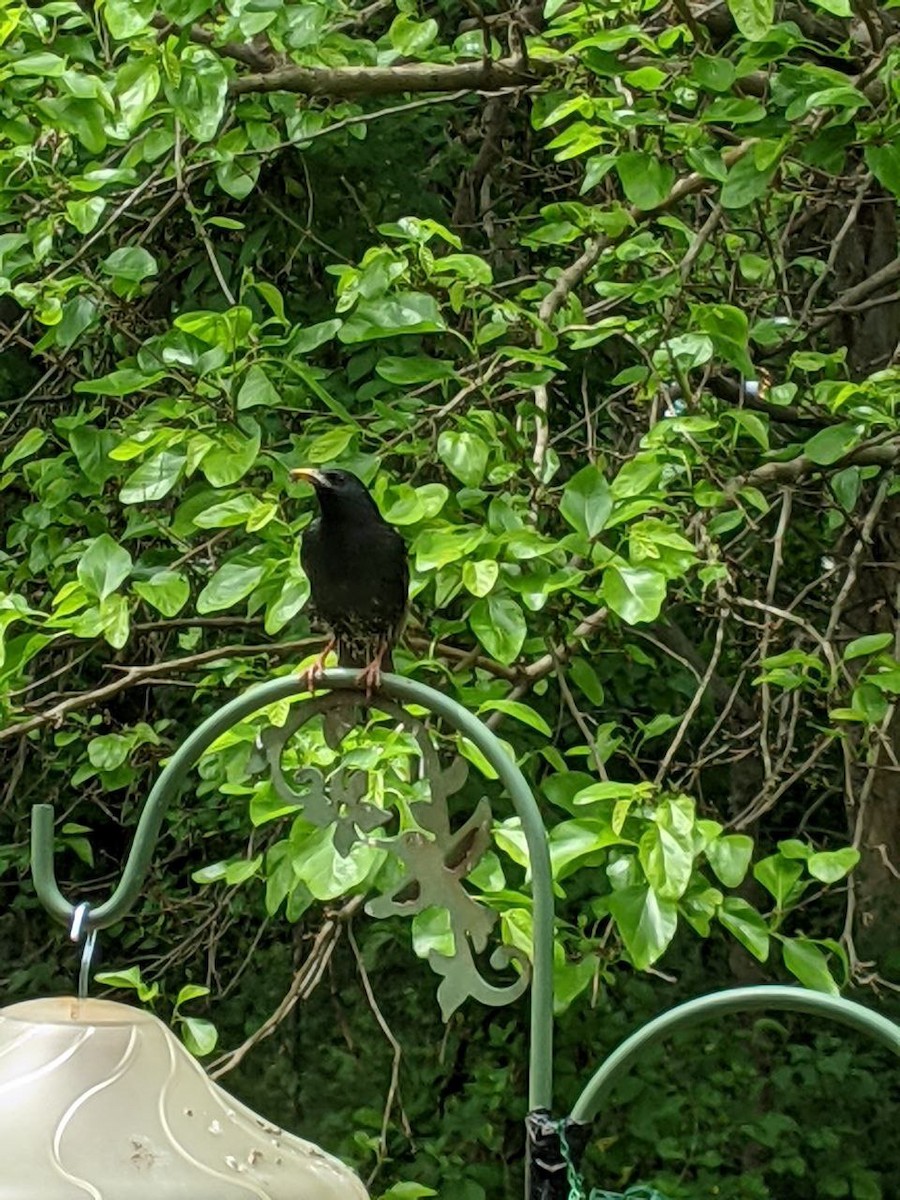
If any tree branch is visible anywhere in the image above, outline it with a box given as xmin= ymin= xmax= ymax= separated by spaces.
xmin=0 ymin=639 xmax=320 ymax=743
xmin=229 ymin=56 xmax=538 ymax=97
xmin=734 ymin=437 xmax=900 ymax=490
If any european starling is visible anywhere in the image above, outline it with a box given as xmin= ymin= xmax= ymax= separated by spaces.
xmin=290 ymin=467 xmax=409 ymax=694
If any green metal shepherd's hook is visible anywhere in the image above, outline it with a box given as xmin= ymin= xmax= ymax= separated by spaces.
xmin=29 ymin=670 xmax=557 ymax=1114
xmin=28 ymin=671 xmax=900 ymax=1200
xmin=549 ymin=985 xmax=900 ymax=1200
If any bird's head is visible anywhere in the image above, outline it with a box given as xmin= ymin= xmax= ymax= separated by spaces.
xmin=289 ymin=467 xmax=380 ymax=517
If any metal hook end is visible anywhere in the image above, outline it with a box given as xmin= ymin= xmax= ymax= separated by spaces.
xmin=69 ymin=901 xmax=89 ymax=943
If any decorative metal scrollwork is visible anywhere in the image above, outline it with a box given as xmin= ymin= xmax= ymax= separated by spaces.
xmin=249 ymin=691 xmax=530 ymax=1018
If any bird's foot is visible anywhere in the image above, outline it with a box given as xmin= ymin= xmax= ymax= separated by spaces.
xmin=355 ymin=644 xmax=389 ymax=702
xmin=300 ymin=641 xmax=335 ymax=694
xmin=355 ymin=660 xmax=381 ymax=702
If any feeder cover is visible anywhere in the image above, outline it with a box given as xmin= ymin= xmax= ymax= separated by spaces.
xmin=0 ymin=996 xmax=368 ymax=1200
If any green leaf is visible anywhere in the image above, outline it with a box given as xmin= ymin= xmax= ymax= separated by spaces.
xmin=290 ymin=320 xmax=343 ymax=354
xmin=379 ymin=1184 xmax=438 ymax=1199
xmin=225 ymin=856 xmax=263 ymax=885
xmin=180 ymin=1016 xmax=219 ymax=1057
xmin=602 ymin=566 xmax=666 ymax=624
xmin=656 ymin=333 xmax=713 ymax=370
xmin=705 ymin=834 xmax=754 ymax=887
xmin=414 ymin=525 xmax=484 ymax=570
xmin=12 ymin=53 xmax=67 ymax=77
xmin=88 ymin=732 xmax=133 ymax=771
xmin=639 ymin=796 xmax=696 ymax=900
xmin=693 ymin=303 xmax=754 ymax=375
xmin=560 ymin=465 xmax=613 ymax=538
xmin=65 ymin=197 xmax=106 ymax=234
xmin=196 ymin=564 xmax=265 ymax=614
xmin=718 ymin=897 xmax=770 ymax=961
xmin=608 ymin=883 xmax=678 ymax=969
xmin=339 ymin=293 xmax=446 ymax=343
xmin=639 ymin=823 xmax=693 ymax=900
xmin=569 ymin=658 xmax=604 ymax=705
xmin=624 ymin=66 xmax=667 ymax=91
xmin=802 ymin=422 xmax=860 ymax=465
xmin=201 ymin=426 xmax=261 ymax=487
xmin=389 ymin=14 xmax=439 ymax=54
xmin=175 ymin=983 xmax=210 ymax=1008
xmin=470 ymin=594 xmax=527 ymax=665
xmin=95 ymin=966 xmax=142 ymax=991
xmin=101 ymin=246 xmax=157 ymax=284
xmin=437 ymin=431 xmax=489 ymax=487
xmin=726 ymin=0 xmax=773 ymax=40
xmin=237 ymin=364 xmax=281 ymax=409
xmin=549 ymin=819 xmax=625 ymax=879
xmin=306 ymin=426 xmax=355 ymax=464
xmin=78 ymin=534 xmax=132 ymax=601
xmin=99 ymin=594 xmax=130 ymax=649
xmin=264 ymin=564 xmax=310 ymax=634
xmin=865 ymin=144 xmax=900 ymax=199
xmin=53 ymin=296 xmax=99 ymax=350
xmin=778 ymin=838 xmax=812 ymax=860
xmin=807 ymin=847 xmax=860 ymax=883
xmin=376 ymin=355 xmax=457 ymax=385
xmin=431 ymin=254 xmax=492 ymax=284
xmin=780 ymin=937 xmax=839 ymax=994
xmin=120 ymin=451 xmax=186 ymax=503
xmin=164 ymin=48 xmax=227 ymax=142
xmin=76 ymin=369 xmax=166 ymax=397
xmin=133 ymin=570 xmax=190 ymax=617
xmin=616 ymin=152 xmax=675 ymax=210
xmin=753 ymin=854 xmax=803 ymax=907
xmin=192 ymin=495 xmax=259 ymax=529
xmin=720 ymin=152 xmax=778 ymax=208
xmin=462 ymin=559 xmax=499 ymax=597
xmin=2 ymin=427 xmax=47 ymax=470
xmin=116 ymin=58 xmax=160 ymax=130
xmin=843 ymin=633 xmax=893 ymax=660
xmin=477 ymin=699 xmax=552 ymax=737
xmin=294 ymin=828 xmax=383 ymax=900
xmin=103 ymin=0 xmax=154 ymax=38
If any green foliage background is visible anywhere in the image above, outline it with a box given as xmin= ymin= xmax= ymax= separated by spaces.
xmin=1 ymin=0 xmax=900 ymax=1195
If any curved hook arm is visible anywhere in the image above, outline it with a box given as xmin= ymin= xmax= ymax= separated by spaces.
xmin=30 ymin=670 xmax=556 ymax=1111
xmin=569 ymin=984 xmax=900 ymax=1124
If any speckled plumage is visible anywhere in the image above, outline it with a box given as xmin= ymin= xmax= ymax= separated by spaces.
xmin=296 ymin=469 xmax=408 ymax=674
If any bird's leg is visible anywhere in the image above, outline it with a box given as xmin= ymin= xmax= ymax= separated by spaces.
xmin=357 ymin=641 xmax=389 ymax=701
xmin=301 ymin=639 xmax=336 ymax=694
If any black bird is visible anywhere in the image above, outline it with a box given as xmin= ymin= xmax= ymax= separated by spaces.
xmin=290 ymin=467 xmax=408 ymax=695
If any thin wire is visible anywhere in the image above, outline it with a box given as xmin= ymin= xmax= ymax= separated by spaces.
xmin=557 ymin=1119 xmax=587 ymax=1200
xmin=78 ymin=930 xmax=97 ymax=999
xmin=69 ymin=902 xmax=96 ymax=998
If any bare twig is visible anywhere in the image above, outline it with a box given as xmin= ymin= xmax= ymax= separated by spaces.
xmin=210 ymin=897 xmax=363 ymax=1077
xmin=347 ymin=921 xmax=410 ymax=1178
xmin=758 ymin=489 xmax=793 ymax=778
xmin=655 ymin=610 xmax=727 ymax=785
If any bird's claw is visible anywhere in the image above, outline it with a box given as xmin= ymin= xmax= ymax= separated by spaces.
xmin=356 ymin=660 xmax=382 ymax=702
xmin=300 ymin=642 xmax=334 ymax=694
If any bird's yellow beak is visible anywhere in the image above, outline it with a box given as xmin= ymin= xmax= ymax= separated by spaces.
xmin=290 ymin=468 xmax=329 ymax=488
